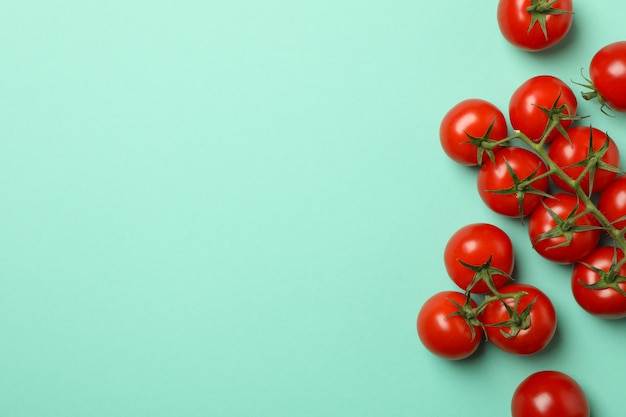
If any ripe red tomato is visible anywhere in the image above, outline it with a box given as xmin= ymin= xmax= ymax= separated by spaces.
xmin=547 ymin=126 xmax=620 ymax=195
xmin=443 ymin=223 xmax=514 ymax=294
xmin=528 ymin=193 xmax=600 ymax=264
xmin=482 ymin=283 xmax=556 ymax=355
xmin=416 ymin=291 xmax=483 ymax=360
xmin=477 ymin=147 xmax=550 ymax=217
xmin=511 ymin=370 xmax=590 ymax=417
xmin=509 ymin=75 xmax=578 ymax=143
xmin=439 ymin=99 xmax=509 ymax=166
xmin=497 ymin=0 xmax=574 ymax=51
xmin=598 ymin=175 xmax=626 ymax=230
xmin=571 ymin=246 xmax=626 ymax=319
xmin=587 ymin=41 xmax=626 ymax=113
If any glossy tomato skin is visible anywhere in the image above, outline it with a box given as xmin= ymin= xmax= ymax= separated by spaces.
xmin=509 ymin=75 xmax=578 ymax=143
xmin=477 ymin=147 xmax=549 ymax=217
xmin=444 ymin=223 xmax=514 ymax=294
xmin=416 ymin=291 xmax=482 ymax=360
xmin=440 ymin=98 xmax=509 ymax=166
xmin=528 ymin=193 xmax=601 ymax=264
xmin=548 ymin=126 xmax=620 ymax=194
xmin=598 ymin=175 xmax=626 ymax=231
xmin=512 ymin=370 xmax=590 ymax=417
xmin=497 ymin=0 xmax=573 ymax=51
xmin=571 ymin=246 xmax=626 ymax=319
xmin=590 ymin=41 xmax=626 ymax=112
xmin=482 ymin=283 xmax=556 ymax=355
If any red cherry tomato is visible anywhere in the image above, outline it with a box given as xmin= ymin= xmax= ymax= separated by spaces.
xmin=598 ymin=175 xmax=626 ymax=231
xmin=439 ymin=98 xmax=509 ymax=166
xmin=416 ymin=291 xmax=483 ymax=360
xmin=512 ymin=370 xmax=590 ymax=417
xmin=443 ymin=223 xmax=514 ymax=294
xmin=586 ymin=41 xmax=626 ymax=113
xmin=547 ymin=126 xmax=620 ymax=195
xmin=482 ymin=283 xmax=556 ymax=355
xmin=477 ymin=147 xmax=549 ymax=217
xmin=528 ymin=193 xmax=601 ymax=264
xmin=497 ymin=0 xmax=574 ymax=51
xmin=571 ymin=246 xmax=626 ymax=319
xmin=509 ymin=75 xmax=578 ymax=143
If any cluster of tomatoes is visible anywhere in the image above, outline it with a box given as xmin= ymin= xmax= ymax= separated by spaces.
xmin=417 ymin=1 xmax=626 ymax=416
xmin=440 ymin=72 xmax=626 ymax=318
xmin=418 ymin=222 xmax=557 ymax=360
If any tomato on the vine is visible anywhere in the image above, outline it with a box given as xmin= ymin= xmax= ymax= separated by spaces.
xmin=581 ymin=41 xmax=626 ymax=113
xmin=528 ymin=193 xmax=600 ymax=264
xmin=416 ymin=291 xmax=483 ymax=360
xmin=439 ymin=98 xmax=509 ymax=166
xmin=598 ymin=175 xmax=626 ymax=231
xmin=512 ymin=370 xmax=590 ymax=417
xmin=497 ymin=0 xmax=574 ymax=51
xmin=509 ymin=75 xmax=578 ymax=143
xmin=482 ymin=283 xmax=556 ymax=355
xmin=477 ymin=147 xmax=550 ymax=218
xmin=548 ymin=126 xmax=620 ymax=195
xmin=443 ymin=223 xmax=514 ymax=294
xmin=571 ymin=246 xmax=626 ymax=319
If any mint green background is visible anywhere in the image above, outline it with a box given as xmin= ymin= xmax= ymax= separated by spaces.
xmin=2 ymin=1 xmax=626 ymax=416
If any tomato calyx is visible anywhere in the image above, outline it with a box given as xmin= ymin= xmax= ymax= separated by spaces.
xmin=484 ymin=292 xmax=535 ymax=338
xmin=526 ymin=0 xmax=573 ymax=41
xmin=456 ymin=255 xmax=513 ymax=294
xmin=577 ymin=248 xmax=626 ymax=296
xmin=535 ymin=93 xmax=587 ymax=144
xmin=560 ymin=128 xmax=623 ymax=195
xmin=573 ymin=70 xmax=614 ymax=117
xmin=445 ymin=295 xmax=484 ymax=341
xmin=463 ymin=119 xmax=507 ymax=165
xmin=531 ymin=198 xmax=601 ymax=250
xmin=484 ymin=157 xmax=553 ymax=220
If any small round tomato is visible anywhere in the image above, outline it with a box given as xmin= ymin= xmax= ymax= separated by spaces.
xmin=528 ymin=193 xmax=600 ymax=264
xmin=512 ymin=370 xmax=590 ymax=417
xmin=586 ymin=41 xmax=626 ymax=113
xmin=571 ymin=246 xmax=626 ymax=319
xmin=548 ymin=126 xmax=620 ymax=195
xmin=598 ymin=175 xmax=626 ymax=231
xmin=439 ymin=98 xmax=509 ymax=166
xmin=497 ymin=0 xmax=574 ymax=51
xmin=444 ymin=223 xmax=514 ymax=294
xmin=509 ymin=75 xmax=578 ymax=143
xmin=416 ymin=291 xmax=483 ymax=360
xmin=482 ymin=283 xmax=556 ymax=355
xmin=477 ymin=147 xmax=549 ymax=218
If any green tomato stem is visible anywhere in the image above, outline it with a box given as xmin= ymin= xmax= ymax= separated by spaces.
xmin=512 ymin=130 xmax=626 ymax=248
xmin=469 ymin=290 xmax=528 ymax=317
